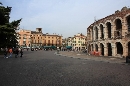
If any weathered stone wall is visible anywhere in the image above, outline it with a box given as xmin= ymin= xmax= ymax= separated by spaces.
xmin=87 ymin=7 xmax=130 ymax=58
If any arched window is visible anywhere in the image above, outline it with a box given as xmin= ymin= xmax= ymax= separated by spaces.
xmin=106 ymin=22 xmax=112 ymax=38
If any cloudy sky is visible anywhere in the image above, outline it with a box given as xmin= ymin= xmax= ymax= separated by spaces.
xmin=2 ymin=0 xmax=130 ymax=38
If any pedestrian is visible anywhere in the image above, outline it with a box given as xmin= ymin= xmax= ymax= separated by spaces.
xmin=4 ymin=48 xmax=8 ymax=58
xmin=8 ymin=48 xmax=13 ymax=58
xmin=15 ymin=48 xmax=19 ymax=58
xmin=20 ymin=49 xmax=23 ymax=57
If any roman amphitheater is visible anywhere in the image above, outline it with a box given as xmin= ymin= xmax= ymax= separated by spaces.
xmin=87 ymin=7 xmax=130 ymax=58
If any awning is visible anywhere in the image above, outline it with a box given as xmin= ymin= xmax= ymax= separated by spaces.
xmin=43 ymin=46 xmax=51 ymax=48
xmin=51 ymin=46 xmax=56 ymax=49
xmin=66 ymin=46 xmax=72 ymax=49
xmin=43 ymin=46 xmax=56 ymax=49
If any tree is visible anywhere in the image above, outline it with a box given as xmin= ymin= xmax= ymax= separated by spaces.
xmin=0 ymin=2 xmax=22 ymax=48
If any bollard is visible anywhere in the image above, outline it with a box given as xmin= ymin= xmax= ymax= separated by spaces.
xmin=57 ymin=49 xmax=59 ymax=54
xmin=126 ymin=56 xmax=130 ymax=63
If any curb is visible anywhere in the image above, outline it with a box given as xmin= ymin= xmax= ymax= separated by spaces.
xmin=54 ymin=52 xmax=128 ymax=65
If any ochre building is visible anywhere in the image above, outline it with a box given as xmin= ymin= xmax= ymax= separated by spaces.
xmin=87 ymin=7 xmax=130 ymax=58
xmin=17 ymin=29 xmax=31 ymax=47
xmin=18 ymin=28 xmax=62 ymax=48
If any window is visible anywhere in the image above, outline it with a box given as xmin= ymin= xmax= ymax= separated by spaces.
xmin=23 ymin=41 xmax=26 ymax=44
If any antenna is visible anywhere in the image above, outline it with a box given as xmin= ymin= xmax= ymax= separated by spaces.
xmin=94 ymin=16 xmax=97 ymax=22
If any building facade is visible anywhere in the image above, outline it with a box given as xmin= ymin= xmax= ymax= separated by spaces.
xmin=72 ymin=33 xmax=87 ymax=51
xmin=62 ymin=33 xmax=87 ymax=50
xmin=87 ymin=7 xmax=130 ymax=58
xmin=18 ymin=28 xmax=62 ymax=48
xmin=17 ymin=29 xmax=31 ymax=47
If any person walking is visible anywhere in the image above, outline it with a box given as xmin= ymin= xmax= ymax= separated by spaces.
xmin=4 ymin=48 xmax=8 ymax=58
xmin=20 ymin=49 xmax=23 ymax=57
xmin=15 ymin=48 xmax=19 ymax=58
xmin=8 ymin=48 xmax=13 ymax=58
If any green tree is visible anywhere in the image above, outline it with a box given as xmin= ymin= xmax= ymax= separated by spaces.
xmin=0 ymin=2 xmax=22 ymax=48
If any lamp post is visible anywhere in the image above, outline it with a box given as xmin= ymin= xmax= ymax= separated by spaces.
xmin=56 ymin=38 xmax=60 ymax=54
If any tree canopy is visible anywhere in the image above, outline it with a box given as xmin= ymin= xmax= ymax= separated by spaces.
xmin=0 ymin=2 xmax=22 ymax=48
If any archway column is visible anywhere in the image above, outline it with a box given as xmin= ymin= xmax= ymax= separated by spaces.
xmin=98 ymin=44 xmax=101 ymax=56
xmin=91 ymin=44 xmax=93 ymax=51
xmin=98 ymin=28 xmax=101 ymax=40
xmin=111 ymin=25 xmax=116 ymax=38
xmin=91 ymin=29 xmax=93 ymax=41
xmin=122 ymin=21 xmax=128 ymax=38
xmin=104 ymin=43 xmax=108 ymax=56
xmin=104 ymin=26 xmax=108 ymax=39
xmin=123 ymin=45 xmax=128 ymax=57
xmin=112 ymin=44 xmax=117 ymax=56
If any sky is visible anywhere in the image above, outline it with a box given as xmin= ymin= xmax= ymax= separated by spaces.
xmin=1 ymin=0 xmax=130 ymax=38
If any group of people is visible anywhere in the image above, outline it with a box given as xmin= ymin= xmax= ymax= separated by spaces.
xmin=4 ymin=47 xmax=23 ymax=58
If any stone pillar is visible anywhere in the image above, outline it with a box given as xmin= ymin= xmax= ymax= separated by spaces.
xmin=104 ymin=26 xmax=108 ymax=39
xmin=123 ymin=44 xmax=128 ymax=57
xmin=93 ymin=29 xmax=95 ymax=41
xmin=93 ymin=43 xmax=95 ymax=51
xmin=90 ymin=29 xmax=93 ymax=41
xmin=111 ymin=25 xmax=116 ymax=38
xmin=112 ymin=45 xmax=117 ymax=56
xmin=98 ymin=44 xmax=101 ymax=56
xmin=122 ymin=19 xmax=128 ymax=38
xmin=104 ymin=43 xmax=108 ymax=56
xmin=98 ymin=28 xmax=101 ymax=40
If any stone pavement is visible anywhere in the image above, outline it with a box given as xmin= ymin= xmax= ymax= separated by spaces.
xmin=55 ymin=51 xmax=127 ymax=65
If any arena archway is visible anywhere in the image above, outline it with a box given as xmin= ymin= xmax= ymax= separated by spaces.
xmin=106 ymin=22 xmax=112 ymax=38
xmin=107 ymin=43 xmax=112 ymax=56
xmin=116 ymin=42 xmax=123 ymax=55
xmin=91 ymin=44 xmax=94 ymax=51
xmin=95 ymin=26 xmax=98 ymax=40
xmin=115 ymin=19 xmax=122 ymax=37
xmin=100 ymin=43 xmax=104 ymax=56
xmin=126 ymin=15 xmax=130 ymax=31
xmin=100 ymin=24 xmax=104 ymax=39
xmin=95 ymin=44 xmax=98 ymax=51
xmin=88 ymin=44 xmax=91 ymax=54
xmin=128 ymin=42 xmax=130 ymax=56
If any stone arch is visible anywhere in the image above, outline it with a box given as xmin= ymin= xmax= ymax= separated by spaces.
xmin=113 ymin=17 xmax=123 ymax=23
xmin=107 ymin=43 xmax=112 ymax=56
xmin=91 ymin=27 xmax=94 ymax=40
xmin=87 ymin=28 xmax=91 ymax=40
xmin=99 ymin=24 xmax=104 ymax=39
xmin=93 ymin=26 xmax=98 ymax=40
xmin=116 ymin=42 xmax=123 ymax=55
xmin=95 ymin=44 xmax=98 ymax=51
xmin=114 ymin=18 xmax=122 ymax=38
xmin=88 ymin=44 xmax=91 ymax=54
xmin=91 ymin=44 xmax=94 ymax=51
xmin=100 ymin=43 xmax=104 ymax=56
xmin=127 ymin=42 xmax=130 ymax=56
xmin=106 ymin=22 xmax=112 ymax=38
xmin=125 ymin=14 xmax=130 ymax=32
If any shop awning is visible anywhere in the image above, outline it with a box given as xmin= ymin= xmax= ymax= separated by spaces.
xmin=66 ymin=46 xmax=72 ymax=49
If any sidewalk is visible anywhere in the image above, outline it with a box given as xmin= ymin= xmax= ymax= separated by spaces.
xmin=55 ymin=51 xmax=127 ymax=65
